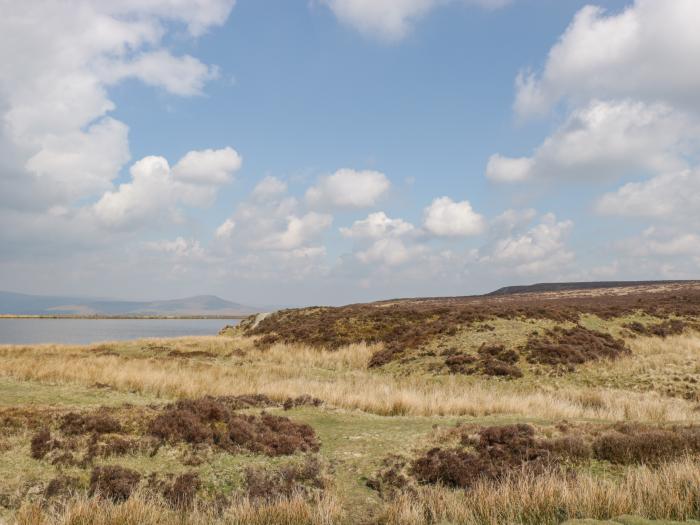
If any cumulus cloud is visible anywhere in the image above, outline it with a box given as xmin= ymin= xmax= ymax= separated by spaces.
xmin=321 ymin=0 xmax=510 ymax=41
xmin=596 ymin=168 xmax=700 ymax=222
xmin=634 ymin=228 xmax=700 ymax=257
xmin=143 ymin=236 xmax=206 ymax=259
xmin=485 ymin=155 xmax=533 ymax=183
xmin=515 ymin=1 xmax=700 ymax=118
xmin=356 ymin=238 xmax=424 ymax=266
xmin=216 ymin=181 xmax=332 ymax=254
xmin=255 ymin=212 xmax=333 ymax=251
xmin=488 ymin=99 xmax=694 ymax=182
xmin=481 ymin=213 xmax=574 ymax=275
xmin=252 ymin=176 xmax=288 ymax=199
xmin=0 ymin=0 xmax=233 ymax=218
xmin=92 ymin=147 xmax=239 ymax=230
xmin=215 ymin=219 xmax=236 ymax=240
xmin=24 ymin=117 xmax=131 ymax=201
xmin=306 ymin=169 xmax=390 ymax=209
xmin=172 ymin=147 xmax=242 ymax=185
xmin=96 ymin=50 xmax=219 ymax=97
xmin=340 ymin=212 xmax=415 ymax=239
xmin=423 ymin=197 xmax=485 ymax=236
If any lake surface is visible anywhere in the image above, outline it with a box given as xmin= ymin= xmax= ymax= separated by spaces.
xmin=0 ymin=318 xmax=239 ymax=345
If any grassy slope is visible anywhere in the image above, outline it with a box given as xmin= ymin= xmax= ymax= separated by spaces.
xmin=2 ymin=283 xmax=700 ymax=523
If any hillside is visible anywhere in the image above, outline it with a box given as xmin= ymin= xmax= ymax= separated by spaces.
xmin=2 ymin=280 xmax=700 ymax=524
xmin=487 ymin=280 xmax=698 ymax=296
xmin=0 ymin=291 xmax=259 ymax=316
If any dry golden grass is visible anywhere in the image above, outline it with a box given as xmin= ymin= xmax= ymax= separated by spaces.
xmin=13 ymin=491 xmax=341 ymax=525
xmin=575 ymin=332 xmax=700 ymax=400
xmin=380 ymin=458 xmax=700 ymax=525
xmin=0 ymin=334 xmax=697 ymax=421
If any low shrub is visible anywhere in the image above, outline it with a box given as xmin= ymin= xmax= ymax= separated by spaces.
xmin=162 ymin=472 xmax=200 ymax=509
xmin=592 ymin=424 xmax=700 ymax=464
xmin=60 ymin=412 xmax=122 ymax=435
xmin=625 ymin=319 xmax=687 ymax=338
xmin=148 ymin=397 xmax=319 ymax=456
xmin=44 ymin=475 xmax=79 ymax=499
xmin=524 ymin=326 xmax=630 ymax=368
xmin=89 ymin=465 xmax=141 ymax=502
xmin=245 ymin=456 xmax=325 ymax=501
xmin=30 ymin=429 xmax=54 ymax=459
xmin=410 ymin=424 xmax=548 ymax=489
xmin=368 ymin=345 xmax=403 ymax=368
xmin=445 ymin=344 xmax=523 ymax=378
xmin=283 ymin=395 xmax=323 ymax=411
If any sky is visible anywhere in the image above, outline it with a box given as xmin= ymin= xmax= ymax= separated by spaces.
xmin=1 ymin=0 xmax=699 ymax=306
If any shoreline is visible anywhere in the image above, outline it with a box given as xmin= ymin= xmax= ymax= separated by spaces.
xmin=0 ymin=314 xmax=251 ymax=320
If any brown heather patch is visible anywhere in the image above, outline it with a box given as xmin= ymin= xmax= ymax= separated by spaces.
xmin=44 ymin=475 xmax=80 ymax=499
xmin=445 ymin=344 xmax=523 ymax=379
xmin=624 ymin=318 xmax=689 ymax=338
xmin=30 ymin=428 xmax=57 ymax=459
xmin=244 ymin=455 xmax=326 ymax=501
xmin=592 ymin=422 xmax=700 ymax=464
xmin=60 ymin=411 xmax=123 ymax=435
xmin=89 ymin=465 xmax=141 ymax=502
xmin=371 ymin=421 xmax=700 ymax=495
xmin=243 ymin=284 xmax=700 ymax=349
xmin=523 ymin=325 xmax=630 ymax=368
xmin=161 ymin=472 xmax=201 ymax=509
xmin=148 ymin=397 xmax=320 ymax=456
xmin=283 ymin=395 xmax=323 ymax=411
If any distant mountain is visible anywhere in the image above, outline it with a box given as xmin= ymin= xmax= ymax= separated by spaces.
xmin=487 ymin=280 xmax=697 ymax=296
xmin=0 ymin=291 xmax=260 ymax=316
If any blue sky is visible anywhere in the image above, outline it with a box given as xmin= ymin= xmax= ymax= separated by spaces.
xmin=1 ymin=0 xmax=698 ymax=305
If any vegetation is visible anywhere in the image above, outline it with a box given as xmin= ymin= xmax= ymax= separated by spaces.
xmin=2 ymin=282 xmax=700 ymax=523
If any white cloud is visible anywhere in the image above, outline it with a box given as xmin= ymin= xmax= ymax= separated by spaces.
xmin=0 ymin=0 xmax=233 ymax=214
xmin=215 ymin=219 xmax=236 ymax=240
xmin=256 ymin=212 xmax=333 ymax=251
xmin=488 ymin=99 xmax=694 ymax=182
xmin=321 ymin=0 xmax=510 ymax=41
xmin=97 ymin=50 xmax=219 ymax=97
xmin=144 ymin=236 xmax=206 ymax=259
xmin=490 ymin=208 xmax=537 ymax=234
xmin=638 ymin=228 xmax=700 ymax=256
xmin=486 ymin=155 xmax=533 ymax=183
xmin=252 ymin=176 xmax=288 ymax=200
xmin=340 ymin=212 xmax=415 ymax=239
xmin=217 ymin=181 xmax=332 ymax=253
xmin=102 ymin=0 xmax=236 ymax=37
xmin=481 ymin=213 xmax=574 ymax=275
xmin=172 ymin=147 xmax=242 ymax=185
xmin=24 ymin=117 xmax=130 ymax=201
xmin=306 ymin=169 xmax=390 ymax=209
xmin=93 ymin=147 xmax=238 ymax=230
xmin=515 ymin=1 xmax=700 ymax=118
xmin=423 ymin=196 xmax=485 ymax=236
xmin=597 ymin=168 xmax=700 ymax=222
xmin=356 ymin=238 xmax=423 ymax=266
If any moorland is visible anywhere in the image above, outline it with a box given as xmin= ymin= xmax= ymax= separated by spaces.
xmin=2 ymin=281 xmax=700 ymax=524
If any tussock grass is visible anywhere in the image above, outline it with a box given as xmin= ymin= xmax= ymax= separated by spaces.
xmin=0 ymin=336 xmax=697 ymax=421
xmin=14 ymin=491 xmax=342 ymax=525
xmin=380 ymin=458 xmax=700 ymax=525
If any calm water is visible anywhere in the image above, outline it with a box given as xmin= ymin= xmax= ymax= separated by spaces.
xmin=0 ymin=318 xmax=239 ymax=345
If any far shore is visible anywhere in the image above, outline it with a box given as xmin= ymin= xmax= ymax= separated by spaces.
xmin=0 ymin=314 xmax=251 ymax=320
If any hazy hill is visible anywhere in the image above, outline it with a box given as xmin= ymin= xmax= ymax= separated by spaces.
xmin=0 ymin=291 xmax=259 ymax=316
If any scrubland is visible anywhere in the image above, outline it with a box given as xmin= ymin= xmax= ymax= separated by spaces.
xmin=2 ymin=282 xmax=700 ymax=524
